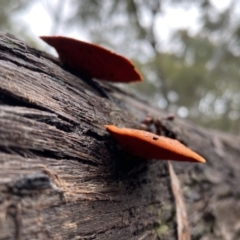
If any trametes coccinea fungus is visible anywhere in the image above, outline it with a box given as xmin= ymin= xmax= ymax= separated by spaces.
xmin=40 ymin=36 xmax=142 ymax=83
xmin=105 ymin=125 xmax=206 ymax=163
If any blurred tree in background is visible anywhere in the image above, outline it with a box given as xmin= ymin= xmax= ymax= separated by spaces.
xmin=1 ymin=0 xmax=239 ymax=134
xmin=0 ymin=0 xmax=37 ymax=44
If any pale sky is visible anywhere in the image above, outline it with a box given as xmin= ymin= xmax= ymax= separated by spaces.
xmin=18 ymin=0 xmax=232 ymax=51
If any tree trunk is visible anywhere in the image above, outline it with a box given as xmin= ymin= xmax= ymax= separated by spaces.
xmin=0 ymin=32 xmax=240 ymax=240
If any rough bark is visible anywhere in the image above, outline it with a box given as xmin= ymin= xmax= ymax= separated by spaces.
xmin=0 ymin=32 xmax=240 ymax=240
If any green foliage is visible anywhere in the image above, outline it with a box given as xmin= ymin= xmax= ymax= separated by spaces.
xmin=0 ymin=0 xmax=37 ymax=46
xmin=135 ymin=32 xmax=240 ymax=133
xmin=0 ymin=0 xmax=33 ymax=31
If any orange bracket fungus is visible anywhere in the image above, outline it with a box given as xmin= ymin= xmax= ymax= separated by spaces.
xmin=40 ymin=36 xmax=142 ymax=83
xmin=105 ymin=125 xmax=206 ymax=163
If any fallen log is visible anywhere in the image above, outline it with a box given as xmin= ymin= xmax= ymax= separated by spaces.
xmin=0 ymin=32 xmax=240 ymax=240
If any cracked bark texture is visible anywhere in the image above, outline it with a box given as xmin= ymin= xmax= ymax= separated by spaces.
xmin=0 ymin=32 xmax=240 ymax=240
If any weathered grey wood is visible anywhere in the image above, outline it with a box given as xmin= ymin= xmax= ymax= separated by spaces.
xmin=0 ymin=32 xmax=240 ymax=240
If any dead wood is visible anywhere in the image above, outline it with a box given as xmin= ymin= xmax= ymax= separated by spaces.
xmin=0 ymin=32 xmax=240 ymax=240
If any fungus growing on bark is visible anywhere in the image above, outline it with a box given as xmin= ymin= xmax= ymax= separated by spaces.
xmin=40 ymin=36 xmax=142 ymax=83
xmin=105 ymin=125 xmax=206 ymax=163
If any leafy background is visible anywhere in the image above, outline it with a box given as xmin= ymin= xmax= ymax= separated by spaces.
xmin=1 ymin=0 xmax=240 ymax=134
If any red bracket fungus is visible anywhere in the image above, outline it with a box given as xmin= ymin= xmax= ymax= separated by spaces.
xmin=40 ymin=36 xmax=142 ymax=83
xmin=105 ymin=125 xmax=206 ymax=163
